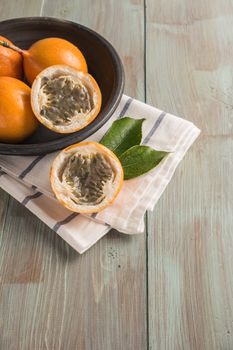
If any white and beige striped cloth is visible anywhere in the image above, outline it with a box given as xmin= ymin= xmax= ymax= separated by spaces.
xmin=0 ymin=95 xmax=200 ymax=253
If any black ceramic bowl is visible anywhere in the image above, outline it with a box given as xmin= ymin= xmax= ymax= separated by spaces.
xmin=0 ymin=17 xmax=124 ymax=155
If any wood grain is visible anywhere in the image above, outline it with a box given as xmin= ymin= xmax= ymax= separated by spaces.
xmin=0 ymin=0 xmax=147 ymax=349
xmin=146 ymin=0 xmax=233 ymax=349
xmin=1 ymin=0 xmax=232 ymax=349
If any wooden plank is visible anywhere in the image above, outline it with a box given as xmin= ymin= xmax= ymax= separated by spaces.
xmin=0 ymin=0 xmax=43 ymax=19
xmin=42 ymin=0 xmax=145 ymax=97
xmin=0 ymin=1 xmax=147 ymax=349
xmin=146 ymin=0 xmax=233 ymax=349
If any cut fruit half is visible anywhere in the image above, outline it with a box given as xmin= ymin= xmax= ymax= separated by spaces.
xmin=50 ymin=142 xmax=124 ymax=213
xmin=31 ymin=65 xmax=102 ymax=133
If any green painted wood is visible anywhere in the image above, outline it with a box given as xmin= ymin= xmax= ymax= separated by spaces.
xmin=0 ymin=0 xmax=43 ymax=19
xmin=146 ymin=0 xmax=233 ymax=349
xmin=0 ymin=1 xmax=147 ymax=349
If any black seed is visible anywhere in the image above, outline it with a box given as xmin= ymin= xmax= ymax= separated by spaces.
xmin=41 ymin=77 xmax=49 ymax=87
xmin=40 ymin=108 xmax=46 ymax=116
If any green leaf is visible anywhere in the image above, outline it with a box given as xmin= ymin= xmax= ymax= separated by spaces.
xmin=119 ymin=145 xmax=168 ymax=180
xmin=100 ymin=117 xmax=145 ymax=157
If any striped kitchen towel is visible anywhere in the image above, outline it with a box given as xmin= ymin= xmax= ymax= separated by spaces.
xmin=0 ymin=95 xmax=200 ymax=253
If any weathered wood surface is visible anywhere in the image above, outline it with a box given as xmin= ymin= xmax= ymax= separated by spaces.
xmin=146 ymin=0 xmax=233 ymax=349
xmin=0 ymin=1 xmax=146 ymax=349
xmin=0 ymin=0 xmax=232 ymax=349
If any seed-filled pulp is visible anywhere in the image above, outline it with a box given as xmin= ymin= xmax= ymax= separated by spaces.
xmin=40 ymin=76 xmax=93 ymax=125
xmin=63 ymin=152 xmax=114 ymax=205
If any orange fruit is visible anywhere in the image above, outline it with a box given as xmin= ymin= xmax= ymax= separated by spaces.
xmin=23 ymin=37 xmax=88 ymax=85
xmin=0 ymin=36 xmax=23 ymax=79
xmin=50 ymin=142 xmax=123 ymax=213
xmin=31 ymin=65 xmax=102 ymax=133
xmin=0 ymin=77 xmax=38 ymax=143
xmin=0 ymin=37 xmax=88 ymax=85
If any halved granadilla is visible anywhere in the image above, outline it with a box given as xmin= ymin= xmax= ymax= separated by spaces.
xmin=31 ymin=65 xmax=102 ymax=133
xmin=50 ymin=142 xmax=124 ymax=213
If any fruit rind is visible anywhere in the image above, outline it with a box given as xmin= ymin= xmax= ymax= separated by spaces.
xmin=0 ymin=76 xmax=38 ymax=143
xmin=0 ymin=36 xmax=23 ymax=79
xmin=23 ymin=37 xmax=88 ymax=85
xmin=50 ymin=142 xmax=123 ymax=213
xmin=31 ymin=65 xmax=102 ymax=134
